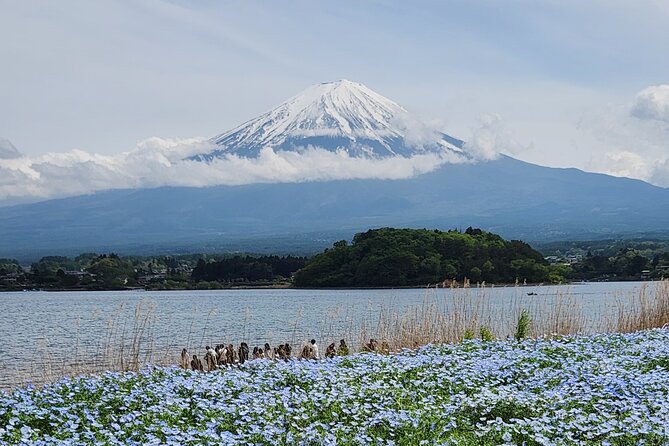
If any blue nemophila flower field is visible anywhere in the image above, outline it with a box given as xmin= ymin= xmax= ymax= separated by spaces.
xmin=2 ymin=330 xmax=669 ymax=445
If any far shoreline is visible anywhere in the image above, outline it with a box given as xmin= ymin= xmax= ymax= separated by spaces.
xmin=2 ymin=279 xmax=657 ymax=293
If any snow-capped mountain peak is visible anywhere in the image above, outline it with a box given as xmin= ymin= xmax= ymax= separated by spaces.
xmin=244 ymin=79 xmax=406 ymax=141
xmin=193 ymin=80 xmax=463 ymax=160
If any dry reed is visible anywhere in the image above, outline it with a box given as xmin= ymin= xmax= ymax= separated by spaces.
xmin=613 ymin=281 xmax=669 ymax=332
xmin=7 ymin=280 xmax=669 ymax=389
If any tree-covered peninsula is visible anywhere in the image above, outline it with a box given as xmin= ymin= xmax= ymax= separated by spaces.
xmin=294 ymin=227 xmax=564 ymax=287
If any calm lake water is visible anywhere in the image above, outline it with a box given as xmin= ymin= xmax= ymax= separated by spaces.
xmin=0 ymin=281 xmax=661 ymax=387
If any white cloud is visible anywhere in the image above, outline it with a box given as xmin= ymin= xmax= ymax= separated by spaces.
xmin=0 ymin=138 xmax=464 ymax=201
xmin=390 ymin=114 xmax=445 ymax=150
xmin=463 ymin=114 xmax=529 ymax=161
xmin=583 ymin=84 xmax=669 ymax=186
xmin=631 ymin=84 xmax=669 ymax=123
xmin=598 ymin=151 xmax=655 ymax=181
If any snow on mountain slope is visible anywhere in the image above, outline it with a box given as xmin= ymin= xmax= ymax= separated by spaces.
xmin=192 ymin=80 xmax=464 ymax=160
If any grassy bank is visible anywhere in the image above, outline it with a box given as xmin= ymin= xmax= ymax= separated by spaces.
xmin=2 ymin=329 xmax=669 ymax=444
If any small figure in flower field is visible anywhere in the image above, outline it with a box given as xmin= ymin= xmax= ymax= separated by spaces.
xmin=205 ymin=346 xmax=217 ymax=371
xmin=311 ymin=339 xmax=320 ymax=359
xmin=239 ymin=343 xmax=249 ymax=364
xmin=180 ymin=348 xmax=190 ymax=369
xmin=190 ymin=354 xmax=204 ymax=372
xmin=227 ymin=344 xmax=235 ymax=364
xmin=337 ymin=339 xmax=349 ymax=356
xmin=363 ymin=338 xmax=378 ymax=352
xmin=215 ymin=344 xmax=227 ymax=365
xmin=325 ymin=342 xmax=336 ymax=358
xmin=299 ymin=343 xmax=313 ymax=360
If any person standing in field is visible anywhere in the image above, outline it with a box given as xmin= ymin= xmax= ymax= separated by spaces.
xmin=299 ymin=342 xmax=313 ymax=360
xmin=239 ymin=342 xmax=249 ymax=364
xmin=191 ymin=354 xmax=203 ymax=372
xmin=216 ymin=344 xmax=227 ymax=365
xmin=310 ymin=339 xmax=319 ymax=360
xmin=227 ymin=344 xmax=235 ymax=364
xmin=205 ymin=346 xmax=217 ymax=371
xmin=337 ymin=339 xmax=349 ymax=356
xmin=325 ymin=342 xmax=336 ymax=358
xmin=180 ymin=348 xmax=190 ymax=369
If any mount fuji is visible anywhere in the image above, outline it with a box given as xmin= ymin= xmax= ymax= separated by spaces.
xmin=192 ymin=79 xmax=465 ymax=160
xmin=1 ymin=80 xmax=669 ymax=259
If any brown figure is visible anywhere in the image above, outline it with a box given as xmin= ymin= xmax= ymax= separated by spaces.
xmin=337 ymin=339 xmax=349 ymax=356
xmin=180 ymin=348 xmax=190 ymax=369
xmin=239 ymin=342 xmax=249 ymax=364
xmin=216 ymin=345 xmax=227 ymax=365
xmin=204 ymin=346 xmax=217 ymax=371
xmin=325 ymin=343 xmax=336 ymax=358
xmin=363 ymin=338 xmax=378 ymax=352
xmin=191 ymin=354 xmax=204 ymax=372
xmin=205 ymin=352 xmax=216 ymax=371
xmin=227 ymin=344 xmax=235 ymax=364
xmin=299 ymin=343 xmax=313 ymax=360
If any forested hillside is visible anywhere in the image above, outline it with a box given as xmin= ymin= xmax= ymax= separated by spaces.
xmin=294 ymin=227 xmax=565 ymax=287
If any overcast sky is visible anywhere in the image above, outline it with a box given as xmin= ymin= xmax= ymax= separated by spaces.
xmin=1 ymin=0 xmax=669 ymax=198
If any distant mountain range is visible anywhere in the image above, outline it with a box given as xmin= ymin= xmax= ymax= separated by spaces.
xmin=1 ymin=81 xmax=668 ymax=260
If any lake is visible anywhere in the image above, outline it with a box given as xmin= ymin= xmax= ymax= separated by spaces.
xmin=0 ymin=281 xmax=662 ymax=388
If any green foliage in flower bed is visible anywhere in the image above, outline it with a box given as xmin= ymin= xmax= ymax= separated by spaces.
xmin=2 ymin=329 xmax=669 ymax=445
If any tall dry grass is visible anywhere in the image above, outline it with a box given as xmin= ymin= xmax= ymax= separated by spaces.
xmin=357 ymin=281 xmax=669 ymax=351
xmin=22 ymin=301 xmax=177 ymax=388
xmin=612 ymin=280 xmax=669 ymax=333
xmin=355 ymin=285 xmax=586 ymax=350
xmin=9 ymin=280 xmax=669 ymax=388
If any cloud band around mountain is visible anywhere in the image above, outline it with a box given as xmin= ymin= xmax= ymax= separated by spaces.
xmin=0 ymin=138 xmax=469 ymax=202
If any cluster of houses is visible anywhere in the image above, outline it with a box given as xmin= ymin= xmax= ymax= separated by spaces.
xmin=641 ymin=265 xmax=669 ymax=280
xmin=0 ymin=262 xmax=194 ymax=288
xmin=544 ymin=254 xmax=583 ymax=265
xmin=0 ymin=265 xmax=30 ymax=284
xmin=544 ymin=253 xmax=669 ymax=280
xmin=136 ymin=264 xmax=192 ymax=285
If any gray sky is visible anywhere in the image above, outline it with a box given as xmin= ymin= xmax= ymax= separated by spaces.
xmin=1 ymin=0 xmax=669 ymax=198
